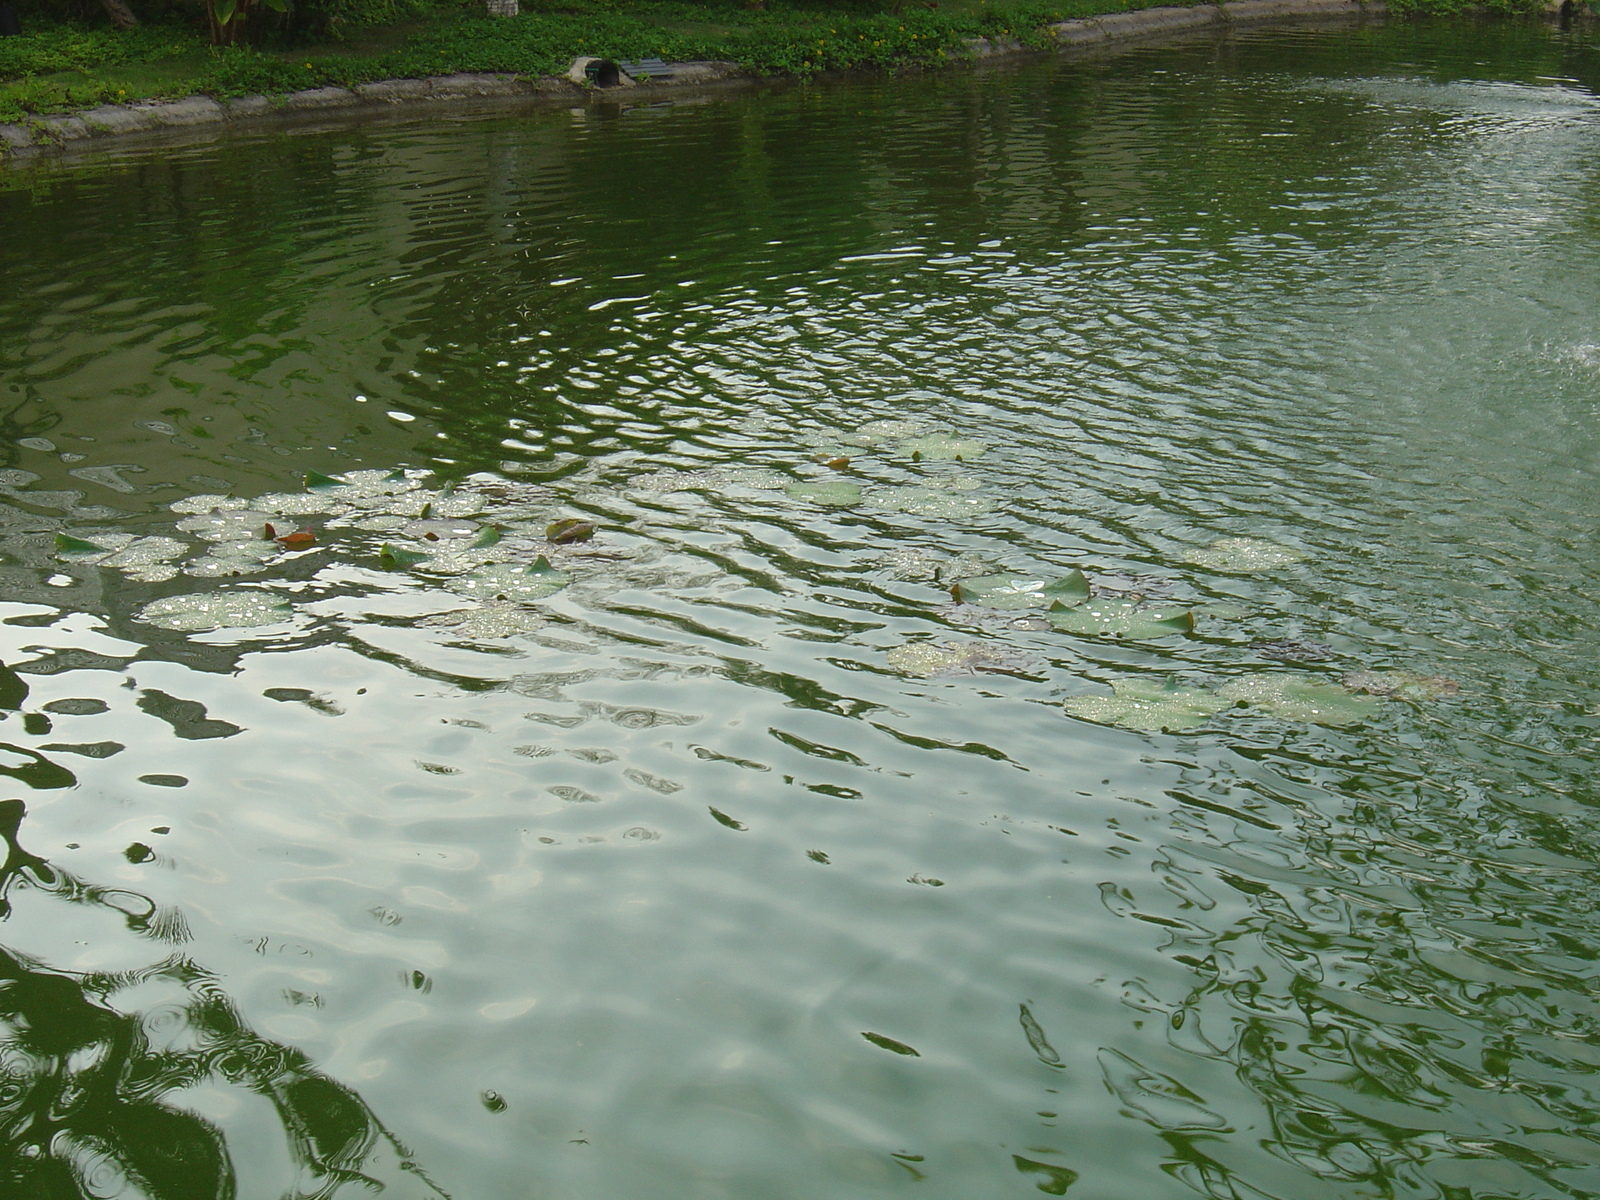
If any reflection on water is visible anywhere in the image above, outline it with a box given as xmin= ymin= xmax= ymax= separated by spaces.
xmin=3 ymin=17 xmax=1600 ymax=1200
xmin=0 ymin=791 xmax=445 ymax=1199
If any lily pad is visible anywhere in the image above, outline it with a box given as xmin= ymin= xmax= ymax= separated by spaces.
xmin=1342 ymin=670 xmax=1460 ymax=701
xmin=1189 ymin=537 xmax=1306 ymax=572
xmin=404 ymin=518 xmax=480 ymax=542
xmin=952 ymin=570 xmax=1089 ymax=610
xmin=1063 ymin=679 xmax=1228 ymax=732
xmin=419 ymin=600 xmax=548 ymax=640
xmin=869 ymin=486 xmax=996 ymax=519
xmin=447 ymin=558 xmax=572 ymax=600
xmin=1216 ymin=674 xmax=1379 ymax=726
xmin=305 ymin=470 xmax=345 ymax=490
xmin=54 ymin=532 xmax=115 ymax=559
xmin=837 ymin=418 xmax=929 ymax=447
xmin=380 ymin=543 xmax=431 ymax=569
xmin=898 ymin=433 xmax=987 ymax=461
xmin=786 ymin=480 xmax=862 ymax=507
xmin=136 ymin=591 xmax=295 ymax=632
xmin=1047 ymin=599 xmax=1195 ymax=639
xmin=886 ymin=640 xmax=1041 ymax=677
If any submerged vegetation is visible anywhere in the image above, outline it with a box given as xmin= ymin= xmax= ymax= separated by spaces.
xmin=0 ymin=0 xmax=1554 ymax=124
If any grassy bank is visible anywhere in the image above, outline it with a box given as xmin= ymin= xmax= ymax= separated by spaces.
xmin=0 ymin=0 xmax=1546 ymax=123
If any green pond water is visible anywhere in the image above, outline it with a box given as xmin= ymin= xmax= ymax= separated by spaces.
xmin=4 ymin=18 xmax=1600 ymax=1199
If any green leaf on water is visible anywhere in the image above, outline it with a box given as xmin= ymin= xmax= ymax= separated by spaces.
xmin=379 ymin=543 xmax=430 ymax=568
xmin=898 ymin=433 xmax=987 ymax=461
xmin=304 ymin=470 xmax=344 ymax=490
xmin=1043 ymin=570 xmax=1091 ymax=607
xmin=546 ymin=519 xmax=595 ymax=545
xmin=1063 ymin=679 xmax=1227 ymax=732
xmin=861 ymin=1031 xmax=921 ymax=1056
xmin=54 ymin=533 xmax=108 ymax=558
xmin=708 ymin=806 xmax=747 ymax=830
xmin=1047 ymin=599 xmax=1195 ymax=639
xmin=384 ymin=469 xmax=407 ymax=481
xmin=472 ymin=525 xmax=503 ymax=548
xmin=448 ymin=559 xmax=572 ymax=600
xmin=953 ymin=570 xmax=1090 ymax=610
xmin=786 ymin=480 xmax=862 ymax=507
xmin=1215 ymin=674 xmax=1379 ymax=726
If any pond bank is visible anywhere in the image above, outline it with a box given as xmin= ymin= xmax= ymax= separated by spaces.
xmin=0 ymin=0 xmax=1387 ymax=158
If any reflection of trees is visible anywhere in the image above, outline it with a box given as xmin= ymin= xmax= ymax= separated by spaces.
xmin=0 ymin=798 xmax=448 ymax=1200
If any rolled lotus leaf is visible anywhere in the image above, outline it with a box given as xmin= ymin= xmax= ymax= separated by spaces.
xmin=547 ymin=519 xmax=596 ymax=544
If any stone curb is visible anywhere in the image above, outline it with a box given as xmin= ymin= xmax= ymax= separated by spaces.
xmin=0 ymin=3 xmax=1381 ymax=157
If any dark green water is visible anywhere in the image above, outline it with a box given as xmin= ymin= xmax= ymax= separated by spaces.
xmin=3 ymin=18 xmax=1600 ymax=1199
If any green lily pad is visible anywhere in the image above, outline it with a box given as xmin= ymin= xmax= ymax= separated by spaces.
xmin=869 ymin=486 xmax=996 ymax=519
xmin=886 ymin=640 xmax=1041 ymax=677
xmin=380 ymin=543 xmax=431 ymax=569
xmin=472 ymin=525 xmax=503 ymax=548
xmin=447 ymin=558 xmax=572 ymax=600
xmin=136 ymin=591 xmax=295 ymax=632
xmin=898 ymin=433 xmax=987 ymax=461
xmin=54 ymin=533 xmax=110 ymax=558
xmin=1341 ymin=669 xmax=1460 ymax=701
xmin=305 ymin=470 xmax=345 ymax=490
xmin=1047 ymin=599 xmax=1195 ymax=639
xmin=1188 ymin=537 xmax=1306 ymax=572
xmin=1216 ymin=674 xmax=1379 ymax=726
xmin=786 ymin=480 xmax=862 ymax=507
xmin=1063 ymin=679 xmax=1228 ymax=732
xmin=952 ymin=570 xmax=1089 ymax=610
xmin=836 ymin=418 xmax=929 ymax=447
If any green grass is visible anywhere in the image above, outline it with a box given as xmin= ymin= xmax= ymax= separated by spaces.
xmin=0 ymin=0 xmax=1547 ymax=125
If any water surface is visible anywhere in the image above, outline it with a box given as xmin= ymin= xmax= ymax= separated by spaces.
xmin=3 ymin=19 xmax=1600 ymax=1199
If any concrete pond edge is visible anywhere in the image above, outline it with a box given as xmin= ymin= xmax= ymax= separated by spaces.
xmin=1 ymin=0 xmax=1389 ymax=158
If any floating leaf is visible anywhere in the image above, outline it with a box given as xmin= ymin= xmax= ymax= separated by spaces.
xmin=419 ymin=600 xmax=547 ymax=640
xmin=1342 ymin=669 xmax=1460 ymax=701
xmin=1047 ymin=599 xmax=1194 ymax=639
xmin=379 ymin=543 xmax=431 ymax=568
xmin=952 ymin=570 xmax=1089 ymax=610
xmin=1188 ymin=537 xmax=1306 ymax=572
xmin=1216 ymin=674 xmax=1379 ymax=726
xmin=54 ymin=532 xmax=109 ymax=558
xmin=1062 ymin=679 xmax=1227 ymax=732
xmin=837 ymin=418 xmax=928 ymax=447
xmin=708 ymin=806 xmax=747 ymax=830
xmin=786 ymin=480 xmax=861 ymax=507
xmin=547 ymin=519 xmax=596 ymax=544
xmin=136 ymin=591 xmax=295 ymax=632
xmin=886 ymin=640 xmax=1041 ymax=677
xmin=448 ymin=560 xmax=571 ymax=600
xmin=273 ymin=525 xmax=316 ymax=549
xmin=869 ymin=486 xmax=996 ymax=518
xmin=861 ymin=1031 xmax=921 ymax=1056
xmin=472 ymin=524 xmax=502 ymax=548
xmin=811 ymin=454 xmax=851 ymax=470
xmin=304 ymin=470 xmax=344 ymax=490
xmin=898 ymin=433 xmax=987 ymax=461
